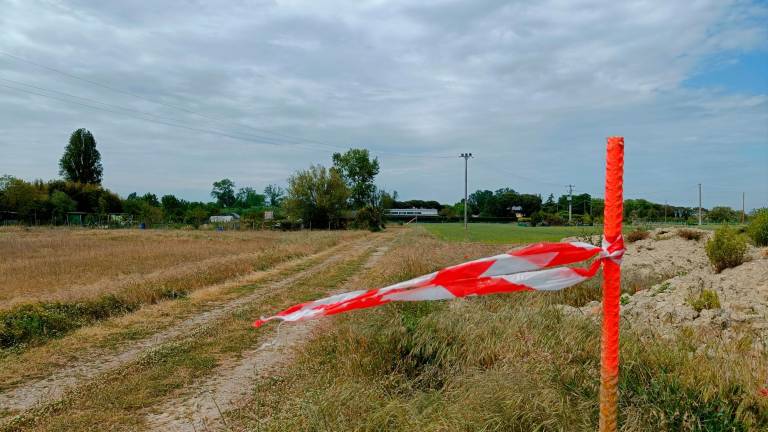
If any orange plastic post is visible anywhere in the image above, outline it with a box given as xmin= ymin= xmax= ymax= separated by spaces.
xmin=599 ymin=136 xmax=624 ymax=432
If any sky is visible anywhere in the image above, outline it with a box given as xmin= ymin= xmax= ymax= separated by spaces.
xmin=1 ymin=0 xmax=766 ymax=210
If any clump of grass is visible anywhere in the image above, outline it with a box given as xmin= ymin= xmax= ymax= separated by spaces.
xmin=747 ymin=208 xmax=768 ymax=246
xmin=678 ymin=228 xmax=703 ymax=241
xmin=689 ymin=289 xmax=721 ymax=312
xmin=625 ymin=228 xmax=650 ymax=243
xmin=0 ymin=295 xmax=138 ymax=348
xmin=706 ymin=226 xmax=747 ymax=273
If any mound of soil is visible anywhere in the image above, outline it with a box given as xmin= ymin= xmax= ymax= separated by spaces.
xmin=564 ymin=228 xmax=768 ymax=353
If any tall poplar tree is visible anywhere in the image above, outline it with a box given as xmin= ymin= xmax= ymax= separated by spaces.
xmin=59 ymin=128 xmax=103 ymax=184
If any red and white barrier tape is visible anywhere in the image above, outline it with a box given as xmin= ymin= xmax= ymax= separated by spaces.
xmin=253 ymin=238 xmax=624 ymax=328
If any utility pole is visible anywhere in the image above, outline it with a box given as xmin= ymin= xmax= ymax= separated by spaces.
xmin=566 ymin=184 xmax=575 ymax=224
xmin=698 ymin=183 xmax=702 ymax=226
xmin=664 ymin=200 xmax=667 ymax=224
xmin=742 ymin=192 xmax=745 ymax=224
xmin=460 ymin=153 xmax=473 ymax=230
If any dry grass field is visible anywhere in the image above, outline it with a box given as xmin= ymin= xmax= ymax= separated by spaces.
xmin=0 ymin=227 xmax=359 ymax=308
xmin=0 ymin=226 xmax=765 ymax=431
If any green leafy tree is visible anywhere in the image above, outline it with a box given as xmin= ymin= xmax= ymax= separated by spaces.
xmin=236 ymin=187 xmax=266 ymax=208
xmin=284 ymin=165 xmax=349 ymax=228
xmin=332 ymin=149 xmax=380 ymax=208
xmin=59 ymin=128 xmax=103 ymax=184
xmin=211 ymin=179 xmax=236 ymax=207
xmin=264 ymin=184 xmax=284 ymax=207
xmin=708 ymin=206 xmax=736 ymax=223
xmin=161 ymin=194 xmax=186 ymax=222
xmin=50 ymin=190 xmax=76 ymax=221
xmin=0 ymin=176 xmax=47 ymax=218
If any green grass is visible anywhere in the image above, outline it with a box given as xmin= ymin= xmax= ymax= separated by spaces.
xmin=422 ymin=223 xmax=597 ymax=244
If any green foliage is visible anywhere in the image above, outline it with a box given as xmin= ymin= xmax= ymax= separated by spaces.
xmin=332 ymin=148 xmax=380 ymax=208
xmin=49 ymin=190 xmax=76 ymax=220
xmin=235 ymin=186 xmax=265 ymax=208
xmin=708 ymin=206 xmax=737 ymax=223
xmin=263 ymin=184 xmax=284 ymax=207
xmin=706 ymin=226 xmax=747 ymax=273
xmin=747 ymin=208 xmax=768 ymax=246
xmin=468 ymin=188 xmax=543 ymax=218
xmin=285 ymin=164 xmax=349 ymax=228
xmin=211 ymin=178 xmax=236 ymax=207
xmin=0 ymin=295 xmax=138 ymax=348
xmin=59 ymin=128 xmax=103 ymax=184
xmin=689 ymin=289 xmax=721 ymax=312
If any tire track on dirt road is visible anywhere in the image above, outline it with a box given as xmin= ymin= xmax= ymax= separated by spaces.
xmin=0 ymin=235 xmax=378 ymax=422
xmin=142 ymin=242 xmax=393 ymax=431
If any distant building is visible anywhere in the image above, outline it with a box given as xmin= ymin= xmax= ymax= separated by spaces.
xmin=386 ymin=208 xmax=439 ymax=218
xmin=209 ymin=213 xmax=241 ymax=223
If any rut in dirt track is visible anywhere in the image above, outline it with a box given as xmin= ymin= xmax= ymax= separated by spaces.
xmin=0 ymin=235 xmax=377 ymax=419
xmin=143 ymin=241 xmax=392 ymax=432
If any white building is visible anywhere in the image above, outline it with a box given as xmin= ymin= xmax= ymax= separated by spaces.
xmin=209 ymin=213 xmax=241 ymax=223
xmin=386 ymin=208 xmax=439 ymax=217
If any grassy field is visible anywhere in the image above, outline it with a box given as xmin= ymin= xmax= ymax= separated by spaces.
xmin=0 ymin=227 xmax=362 ymax=349
xmin=422 ymin=223 xmax=597 ymax=244
xmin=1 ymin=226 xmax=765 ymax=431
xmin=222 ymin=229 xmax=767 ymax=431
xmin=0 ymin=227 xmax=359 ymax=307
xmin=421 ymin=222 xmax=744 ymax=244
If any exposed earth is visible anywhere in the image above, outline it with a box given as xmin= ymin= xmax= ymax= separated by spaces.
xmin=563 ymin=228 xmax=768 ymax=353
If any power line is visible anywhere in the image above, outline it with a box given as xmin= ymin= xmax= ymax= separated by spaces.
xmin=0 ymin=78 xmax=452 ymax=160
xmin=0 ymin=82 xmax=330 ymax=151
xmin=0 ymin=77 xmax=331 ymax=149
xmin=0 ymin=51 xmax=454 ymax=159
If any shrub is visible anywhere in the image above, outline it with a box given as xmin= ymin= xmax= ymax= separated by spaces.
xmin=677 ymin=228 xmax=703 ymax=241
xmin=625 ymin=228 xmax=650 ymax=243
xmin=747 ymin=208 xmax=768 ymax=246
xmin=706 ymin=226 xmax=747 ymax=273
xmin=689 ymin=289 xmax=721 ymax=312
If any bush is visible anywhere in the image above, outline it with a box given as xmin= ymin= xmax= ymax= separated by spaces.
xmin=747 ymin=208 xmax=768 ymax=246
xmin=678 ymin=228 xmax=703 ymax=241
xmin=626 ymin=228 xmax=650 ymax=243
xmin=706 ymin=226 xmax=747 ymax=273
xmin=689 ymin=289 xmax=721 ymax=312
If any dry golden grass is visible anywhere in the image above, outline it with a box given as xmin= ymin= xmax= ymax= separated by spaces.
xmin=221 ymin=228 xmax=768 ymax=431
xmin=0 ymin=227 xmax=360 ymax=308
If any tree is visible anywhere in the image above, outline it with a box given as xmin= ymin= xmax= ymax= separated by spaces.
xmin=708 ymin=206 xmax=736 ymax=223
xmin=543 ymin=194 xmax=557 ymax=213
xmin=264 ymin=184 xmax=284 ymax=207
xmin=161 ymin=194 xmax=186 ymax=221
xmin=211 ymin=179 xmax=236 ymax=207
xmin=332 ymin=149 xmax=380 ymax=208
xmin=50 ymin=190 xmax=76 ymax=221
xmin=236 ymin=187 xmax=266 ymax=208
xmin=59 ymin=128 xmax=103 ymax=184
xmin=284 ymin=165 xmax=349 ymax=228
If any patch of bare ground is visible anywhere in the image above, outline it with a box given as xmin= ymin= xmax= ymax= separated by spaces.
xmin=0 ymin=233 xmax=377 ymax=424
xmin=142 ymin=243 xmax=393 ymax=431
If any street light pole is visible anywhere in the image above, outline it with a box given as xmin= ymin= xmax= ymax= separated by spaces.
xmin=460 ymin=153 xmax=473 ymax=230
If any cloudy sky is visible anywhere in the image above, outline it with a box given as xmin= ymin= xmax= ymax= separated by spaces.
xmin=1 ymin=0 xmax=766 ymax=209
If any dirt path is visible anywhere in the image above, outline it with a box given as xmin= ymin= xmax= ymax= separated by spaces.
xmin=142 ymin=243 xmax=392 ymax=431
xmin=0 ymin=235 xmax=376 ymax=420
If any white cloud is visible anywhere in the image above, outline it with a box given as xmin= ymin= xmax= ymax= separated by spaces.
xmin=0 ymin=0 xmax=765 ymax=208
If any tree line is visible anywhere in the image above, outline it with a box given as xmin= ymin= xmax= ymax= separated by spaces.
xmin=0 ymin=128 xmax=755 ymax=229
